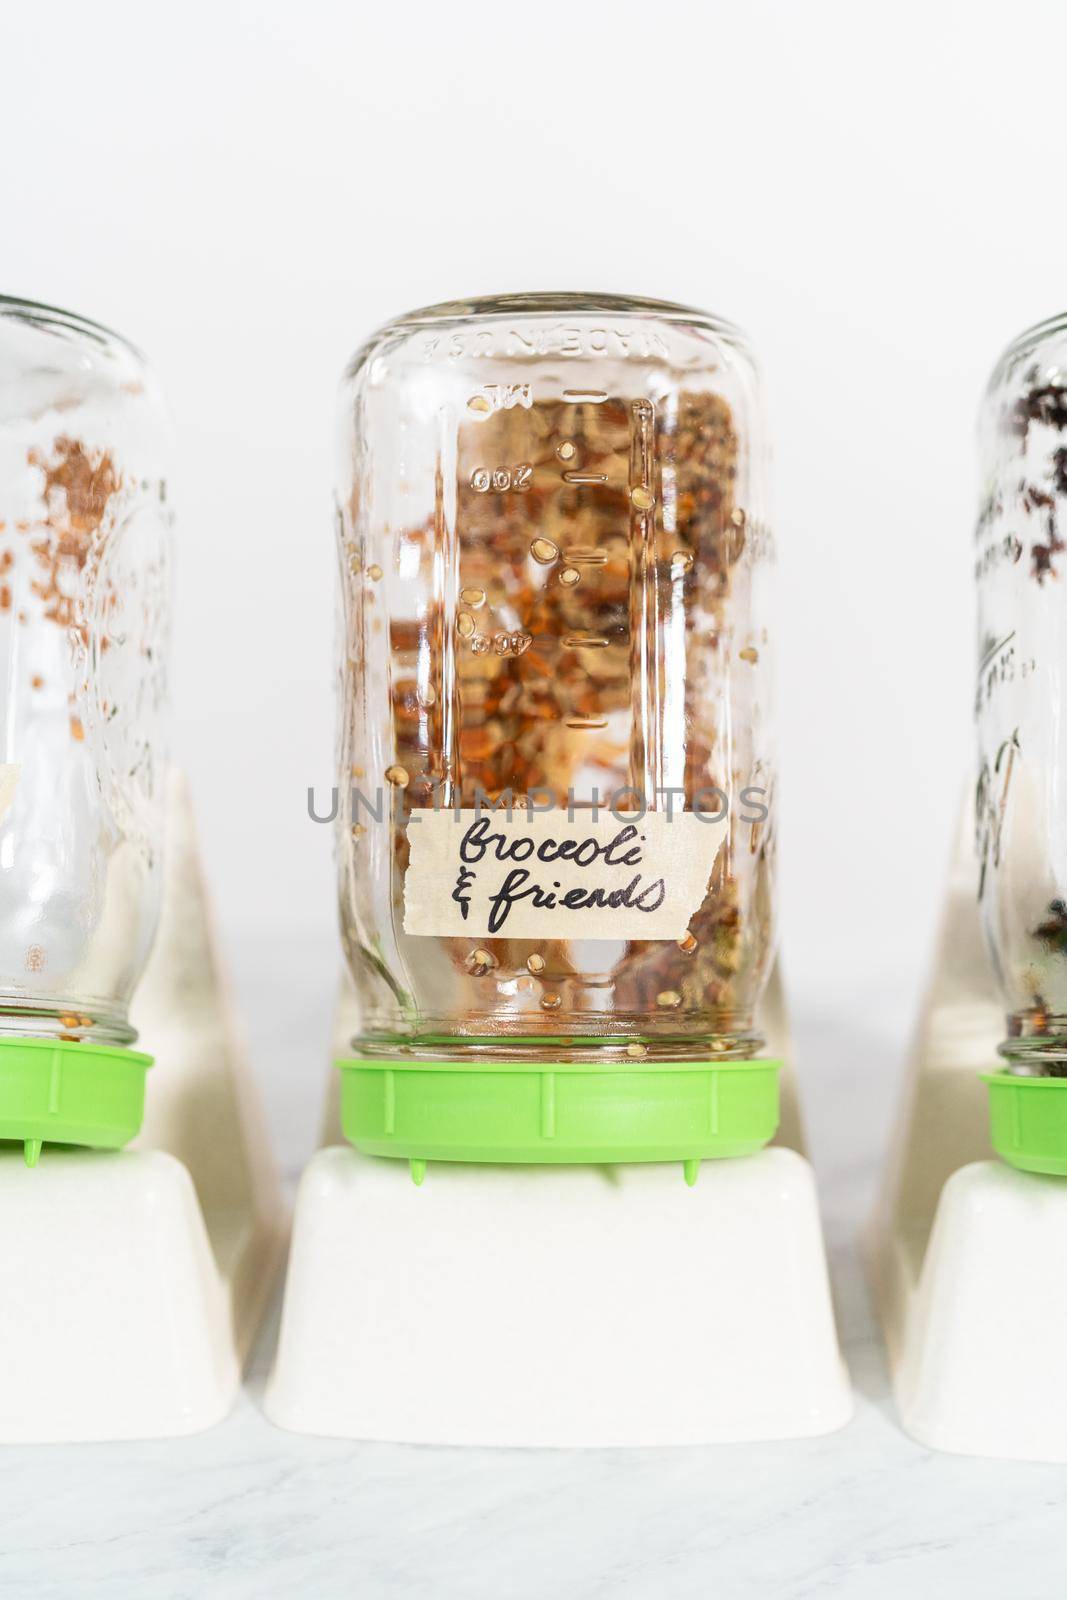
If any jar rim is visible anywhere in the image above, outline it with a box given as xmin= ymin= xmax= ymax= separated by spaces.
xmin=988 ymin=309 xmax=1067 ymax=392
xmin=0 ymin=293 xmax=145 ymax=362
xmin=373 ymin=289 xmax=749 ymax=340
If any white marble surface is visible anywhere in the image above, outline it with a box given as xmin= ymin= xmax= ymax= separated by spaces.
xmin=1 ymin=985 xmax=1064 ymax=1599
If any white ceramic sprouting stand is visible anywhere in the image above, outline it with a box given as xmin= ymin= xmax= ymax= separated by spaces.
xmin=0 ymin=774 xmax=285 ymax=1443
xmin=264 ymin=963 xmax=852 ymax=1447
xmin=870 ymin=797 xmax=1067 ymax=1462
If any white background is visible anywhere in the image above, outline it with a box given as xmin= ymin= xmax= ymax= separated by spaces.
xmin=3 ymin=0 xmax=1065 ymax=1160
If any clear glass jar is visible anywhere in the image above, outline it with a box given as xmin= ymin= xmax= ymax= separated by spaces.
xmin=976 ymin=312 xmax=1067 ymax=1074
xmin=336 ymin=292 xmax=776 ymax=1067
xmin=0 ymin=298 xmax=171 ymax=1047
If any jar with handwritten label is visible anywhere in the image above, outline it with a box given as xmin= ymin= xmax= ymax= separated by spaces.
xmin=335 ymin=293 xmax=780 ymax=1176
xmin=0 ymin=297 xmax=170 ymax=1161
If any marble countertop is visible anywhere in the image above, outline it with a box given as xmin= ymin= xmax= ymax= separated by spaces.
xmin=0 ymin=988 xmax=1063 ymax=1600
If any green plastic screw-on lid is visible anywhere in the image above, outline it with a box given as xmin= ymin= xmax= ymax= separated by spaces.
xmin=338 ymin=1055 xmax=780 ymax=1183
xmin=0 ymin=1037 xmax=151 ymax=1167
xmin=985 ymin=1069 xmax=1067 ymax=1176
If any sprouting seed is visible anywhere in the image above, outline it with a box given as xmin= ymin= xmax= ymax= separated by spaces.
xmin=465 ymin=948 xmax=497 ymax=976
xmin=656 ymin=990 xmax=682 ymax=1009
xmin=530 ymin=537 xmax=559 ymax=565
xmin=384 ymin=764 xmax=409 ymax=788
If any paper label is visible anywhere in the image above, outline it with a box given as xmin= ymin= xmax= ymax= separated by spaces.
xmin=402 ymin=809 xmax=726 ymax=940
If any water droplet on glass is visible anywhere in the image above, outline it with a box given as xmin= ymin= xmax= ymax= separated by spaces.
xmin=526 ymin=954 xmax=546 ymax=974
xmin=656 ymin=990 xmax=682 ymax=1008
xmin=559 ymin=568 xmax=581 ymax=587
xmin=540 ymin=992 xmax=562 ymax=1011
xmin=630 ymin=486 xmax=654 ymax=512
xmin=739 ymin=646 xmax=759 ymax=664
xmin=557 ymin=441 xmax=576 ymax=461
xmin=467 ymin=394 xmax=491 ymax=415
xmin=626 ymin=1042 xmax=647 ymax=1058
xmin=461 ymin=586 xmax=486 ymax=609
xmin=366 ymin=563 xmax=383 ymax=581
xmin=530 ymin=537 xmax=559 ymax=565
xmin=456 ymin=611 xmax=476 ymax=639
xmin=677 ymin=932 xmax=698 ymax=954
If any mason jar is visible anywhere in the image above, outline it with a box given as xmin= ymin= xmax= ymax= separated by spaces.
xmin=335 ymin=293 xmax=779 ymax=1173
xmin=0 ymin=297 xmax=170 ymax=1159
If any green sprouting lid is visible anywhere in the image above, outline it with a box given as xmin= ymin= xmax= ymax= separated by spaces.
xmin=984 ymin=1069 xmax=1067 ymax=1177
xmin=338 ymin=1055 xmax=780 ymax=1184
xmin=0 ymin=1037 xmax=151 ymax=1167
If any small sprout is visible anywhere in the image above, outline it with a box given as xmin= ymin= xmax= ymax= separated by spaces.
xmin=384 ymin=764 xmax=409 ymax=788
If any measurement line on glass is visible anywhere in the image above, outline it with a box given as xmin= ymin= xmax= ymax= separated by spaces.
xmin=562 ymin=389 xmax=609 ymax=404
xmin=561 ymin=471 xmax=607 ymax=485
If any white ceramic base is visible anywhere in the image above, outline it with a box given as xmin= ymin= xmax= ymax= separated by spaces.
xmin=0 ymin=1148 xmax=238 ymax=1442
xmin=891 ymin=1159 xmax=1067 ymax=1462
xmin=870 ymin=794 xmax=1067 ymax=1461
xmin=265 ymin=1144 xmax=852 ymax=1447
xmin=0 ymin=774 xmax=284 ymax=1443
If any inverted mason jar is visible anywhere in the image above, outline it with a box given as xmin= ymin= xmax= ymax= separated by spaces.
xmin=0 ymin=298 xmax=170 ymax=1160
xmin=335 ymin=293 xmax=779 ymax=1174
xmin=977 ymin=312 xmax=1067 ymax=1172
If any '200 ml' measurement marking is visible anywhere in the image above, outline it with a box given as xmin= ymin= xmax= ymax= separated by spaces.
xmin=469 ymin=464 xmax=533 ymax=493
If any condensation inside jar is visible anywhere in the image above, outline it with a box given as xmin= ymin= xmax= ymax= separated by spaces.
xmin=0 ymin=299 xmax=171 ymax=1044
xmin=337 ymin=294 xmax=776 ymax=1063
